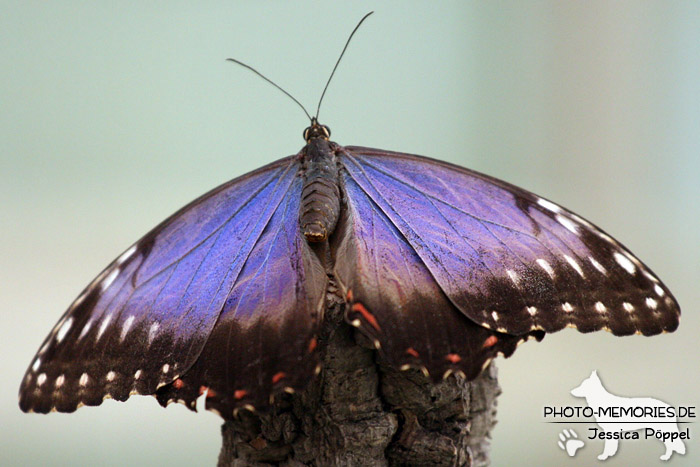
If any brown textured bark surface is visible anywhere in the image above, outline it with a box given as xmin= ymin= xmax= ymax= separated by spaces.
xmin=218 ymin=295 xmax=500 ymax=466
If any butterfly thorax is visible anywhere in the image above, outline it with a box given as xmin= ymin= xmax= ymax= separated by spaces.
xmin=299 ymin=137 xmax=340 ymax=242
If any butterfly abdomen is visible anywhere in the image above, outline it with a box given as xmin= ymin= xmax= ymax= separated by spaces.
xmin=300 ymin=139 xmax=340 ymax=242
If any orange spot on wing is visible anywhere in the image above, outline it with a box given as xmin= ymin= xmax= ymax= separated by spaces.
xmin=172 ymin=378 xmax=184 ymax=390
xmin=351 ymin=302 xmax=381 ymax=331
xmin=308 ymin=336 xmax=318 ymax=352
xmin=346 ymin=289 xmax=353 ymax=302
xmin=406 ymin=347 xmax=420 ymax=358
xmin=483 ymin=335 xmax=498 ymax=349
xmin=446 ymin=353 xmax=461 ymax=364
xmin=199 ymin=385 xmax=217 ymax=398
xmin=272 ymin=372 xmax=287 ymax=384
xmin=234 ymin=389 xmax=247 ymax=400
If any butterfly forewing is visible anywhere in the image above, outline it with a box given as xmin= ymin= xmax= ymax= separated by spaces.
xmin=341 ymin=146 xmax=679 ymax=338
xmin=156 ymin=174 xmax=326 ymax=415
xmin=19 ymin=157 xmax=307 ymax=414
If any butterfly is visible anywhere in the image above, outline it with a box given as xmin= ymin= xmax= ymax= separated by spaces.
xmin=17 ymin=116 xmax=681 ymax=418
xmin=18 ymin=15 xmax=680 ymax=420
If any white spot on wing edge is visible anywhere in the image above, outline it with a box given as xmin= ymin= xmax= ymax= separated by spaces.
xmin=38 ymin=341 xmax=50 ymax=355
xmin=148 ymin=323 xmax=160 ymax=344
xmin=106 ymin=371 xmax=116 ymax=382
xmin=32 ymin=358 xmax=41 ymax=372
xmin=537 ymin=198 xmax=561 ymax=213
xmin=491 ymin=311 xmax=499 ymax=321
xmin=55 ymin=375 xmax=65 ymax=388
xmin=50 ymin=315 xmax=69 ymax=337
xmin=37 ymin=373 xmax=47 ymax=386
xmin=654 ymin=284 xmax=665 ymax=297
xmin=134 ymin=369 xmax=142 ymax=380
xmin=614 ymin=252 xmax=636 ymax=274
xmin=117 ymin=245 xmax=137 ymax=264
xmin=536 ymin=258 xmax=555 ymax=277
xmin=598 ymin=231 xmax=614 ymax=242
xmin=120 ymin=315 xmax=136 ymax=341
xmin=56 ymin=317 xmax=74 ymax=343
xmin=644 ymin=271 xmax=660 ymax=283
xmin=595 ymin=301 xmax=607 ymax=313
xmin=646 ymin=297 xmax=658 ymax=310
xmin=623 ymin=302 xmax=635 ymax=312
xmin=96 ymin=313 xmax=113 ymax=341
xmin=101 ymin=268 xmax=119 ymax=291
xmin=162 ymin=364 xmax=170 ymax=374
xmin=564 ymin=255 xmax=585 ymax=277
xmin=526 ymin=306 xmax=537 ymax=316
xmin=556 ymin=214 xmax=579 ymax=234
xmin=78 ymin=319 xmax=93 ymax=340
xmin=589 ymin=256 xmax=607 ymax=275
xmin=73 ymin=291 xmax=87 ymax=308
xmin=562 ymin=302 xmax=574 ymax=312
xmin=506 ymin=269 xmax=519 ymax=286
xmin=570 ymin=213 xmax=593 ymax=228
xmin=79 ymin=373 xmax=89 ymax=387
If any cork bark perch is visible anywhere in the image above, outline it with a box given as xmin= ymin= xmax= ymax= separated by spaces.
xmin=217 ymin=295 xmax=500 ymax=466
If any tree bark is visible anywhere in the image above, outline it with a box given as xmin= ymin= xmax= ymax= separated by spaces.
xmin=218 ymin=294 xmax=500 ymax=466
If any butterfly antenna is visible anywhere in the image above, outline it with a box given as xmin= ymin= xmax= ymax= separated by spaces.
xmin=227 ymin=58 xmax=312 ymax=121
xmin=315 ymin=11 xmax=374 ymax=120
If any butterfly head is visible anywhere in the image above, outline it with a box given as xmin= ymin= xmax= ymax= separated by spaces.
xmin=303 ymin=118 xmax=331 ymax=143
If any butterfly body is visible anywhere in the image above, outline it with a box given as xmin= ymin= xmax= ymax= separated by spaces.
xmin=19 ymin=121 xmax=680 ymax=419
xmin=299 ymin=135 xmax=341 ymax=242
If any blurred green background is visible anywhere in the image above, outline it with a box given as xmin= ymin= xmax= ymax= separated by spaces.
xmin=2 ymin=1 xmax=698 ymax=465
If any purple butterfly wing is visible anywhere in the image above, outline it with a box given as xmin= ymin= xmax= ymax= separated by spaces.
xmin=340 ymin=147 xmax=679 ymax=342
xmin=332 ymin=171 xmax=536 ymax=379
xmin=156 ymin=173 xmax=326 ymax=416
xmin=19 ymin=157 xmax=324 ymax=415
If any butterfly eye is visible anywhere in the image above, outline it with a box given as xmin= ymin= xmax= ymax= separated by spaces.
xmin=302 ymin=123 xmax=331 ymax=141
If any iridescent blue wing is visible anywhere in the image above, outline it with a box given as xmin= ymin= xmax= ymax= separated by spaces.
xmin=156 ymin=173 xmax=326 ymax=416
xmin=336 ymin=146 xmax=679 ymax=377
xmin=19 ymin=157 xmax=325 ymax=416
xmin=332 ymin=172 xmax=538 ymax=379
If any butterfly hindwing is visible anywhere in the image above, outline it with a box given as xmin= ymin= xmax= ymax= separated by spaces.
xmin=340 ymin=147 xmax=679 ymax=338
xmin=332 ymin=169 xmax=536 ymax=380
xmin=18 ymin=157 xmax=322 ymax=414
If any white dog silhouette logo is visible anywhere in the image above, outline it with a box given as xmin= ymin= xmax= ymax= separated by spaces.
xmin=571 ymin=370 xmax=686 ymax=461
